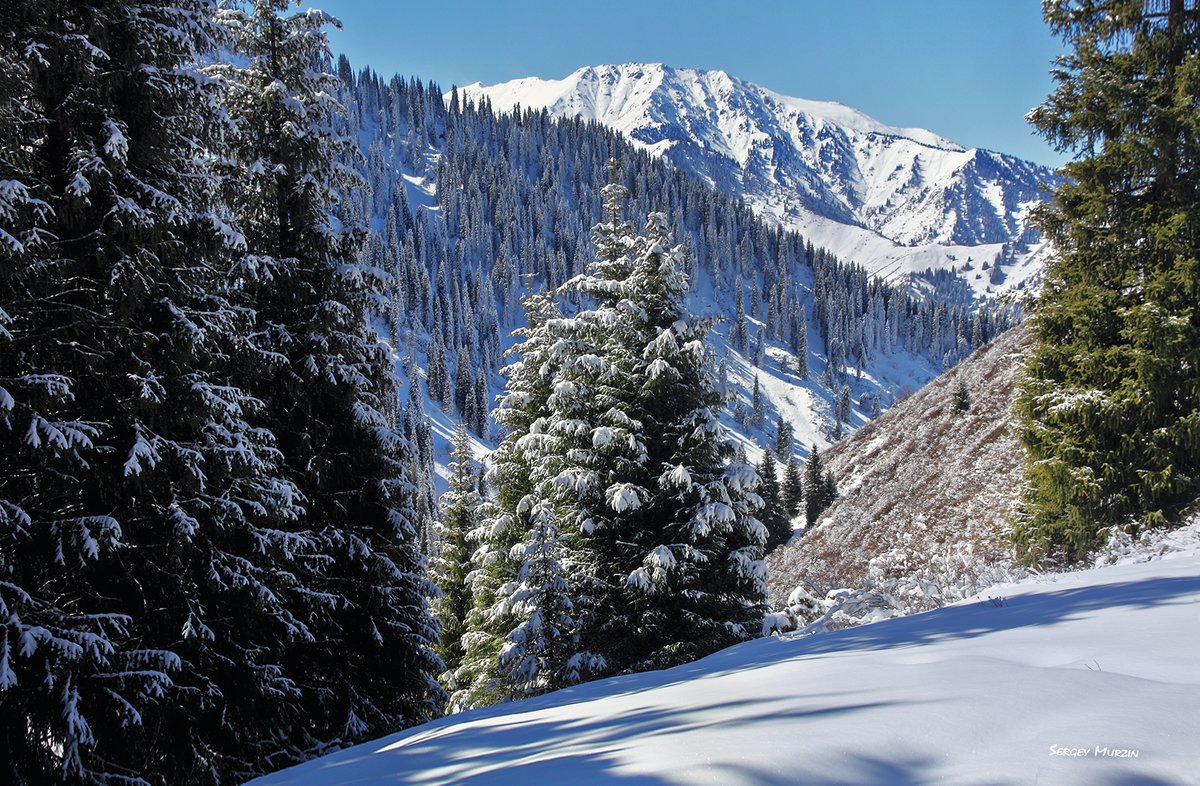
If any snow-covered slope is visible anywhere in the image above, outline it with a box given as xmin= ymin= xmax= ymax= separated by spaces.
xmin=462 ymin=64 xmax=1060 ymax=298
xmin=250 ymin=541 xmax=1200 ymax=785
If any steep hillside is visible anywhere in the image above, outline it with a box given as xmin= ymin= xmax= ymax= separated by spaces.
xmin=463 ymin=63 xmax=1060 ymax=300
xmin=766 ymin=323 xmax=1033 ymax=606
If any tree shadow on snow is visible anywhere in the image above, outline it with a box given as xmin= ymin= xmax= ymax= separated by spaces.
xmin=675 ymin=574 xmax=1200 ymax=681
xmin=266 ymin=696 xmax=920 ymax=785
xmin=253 ymin=574 xmax=1199 ymax=785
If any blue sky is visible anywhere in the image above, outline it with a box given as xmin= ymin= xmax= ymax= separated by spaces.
xmin=317 ymin=0 xmax=1067 ymax=167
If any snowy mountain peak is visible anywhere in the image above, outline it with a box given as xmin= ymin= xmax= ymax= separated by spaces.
xmin=461 ymin=63 xmax=1060 ymax=299
xmin=471 ymin=63 xmax=963 ymax=163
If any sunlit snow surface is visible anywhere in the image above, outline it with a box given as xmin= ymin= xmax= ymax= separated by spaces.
xmin=250 ymin=544 xmax=1200 ymax=785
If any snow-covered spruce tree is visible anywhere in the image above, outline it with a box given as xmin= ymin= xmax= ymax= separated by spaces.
xmin=431 ymin=422 xmax=480 ymax=695
xmin=0 ymin=1 xmax=323 ymax=783
xmin=463 ymin=173 xmax=767 ymax=699
xmin=454 ymin=166 xmax=642 ymax=704
xmin=450 ymin=292 xmax=572 ymax=710
xmin=531 ymin=171 xmax=768 ymax=675
xmin=773 ymin=416 xmax=794 ymax=460
xmin=793 ymin=305 xmax=809 ymax=378
xmin=211 ymin=0 xmax=442 ymax=753
xmin=1016 ymin=0 xmax=1200 ymax=561
xmin=494 ymin=489 xmax=584 ymax=699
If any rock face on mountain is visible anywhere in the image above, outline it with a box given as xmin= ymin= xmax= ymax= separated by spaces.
xmin=463 ymin=64 xmax=1059 ymax=298
xmin=765 ymin=323 xmax=1033 ymax=605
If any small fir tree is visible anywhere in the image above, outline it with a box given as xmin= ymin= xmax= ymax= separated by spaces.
xmin=783 ymin=456 xmax=805 ymax=521
xmin=774 ymin=416 xmax=795 ymax=460
xmin=951 ymin=380 xmax=971 ymax=416
xmin=757 ymin=450 xmax=792 ymax=551
xmin=804 ymin=445 xmax=836 ymax=527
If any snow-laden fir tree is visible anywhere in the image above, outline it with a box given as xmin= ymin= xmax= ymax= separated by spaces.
xmin=494 ymin=490 xmax=584 ymax=699
xmin=450 ymin=292 xmax=575 ymax=710
xmin=501 ymin=166 xmax=768 ymax=678
xmin=774 ymin=416 xmax=794 ymax=460
xmin=0 ymin=1 xmax=320 ymax=782
xmin=732 ymin=279 xmax=750 ymax=353
xmin=793 ymin=305 xmax=809 ymax=378
xmin=582 ymin=207 xmax=768 ymax=671
xmin=431 ymin=422 xmax=482 ymax=696
xmin=751 ymin=374 xmax=765 ymax=428
xmin=211 ymin=0 xmax=442 ymax=755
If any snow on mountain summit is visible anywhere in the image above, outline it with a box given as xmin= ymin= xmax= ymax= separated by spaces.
xmin=462 ymin=63 xmax=1060 ymax=298
xmin=468 ymin=63 xmax=961 ymax=157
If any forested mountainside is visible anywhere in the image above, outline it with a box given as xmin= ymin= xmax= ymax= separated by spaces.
xmin=332 ymin=60 xmax=1018 ymax=509
xmin=765 ymin=324 xmax=1033 ymax=620
xmin=463 ymin=63 xmax=1061 ymax=300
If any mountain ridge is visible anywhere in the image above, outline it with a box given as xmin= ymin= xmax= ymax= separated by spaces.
xmin=461 ymin=63 xmax=1060 ymax=298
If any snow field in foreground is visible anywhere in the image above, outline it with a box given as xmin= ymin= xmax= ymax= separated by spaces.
xmin=251 ymin=542 xmax=1200 ymax=785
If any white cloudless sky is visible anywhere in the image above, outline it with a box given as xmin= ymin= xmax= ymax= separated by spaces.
xmin=316 ymin=0 xmax=1069 ymax=167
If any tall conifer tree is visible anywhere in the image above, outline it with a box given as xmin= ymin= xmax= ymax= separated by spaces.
xmin=499 ymin=166 xmax=767 ymax=680
xmin=431 ymin=423 xmax=480 ymax=697
xmin=1017 ymin=0 xmax=1200 ymax=560
xmin=212 ymin=0 xmax=442 ymax=752
xmin=0 ymin=1 xmax=317 ymax=781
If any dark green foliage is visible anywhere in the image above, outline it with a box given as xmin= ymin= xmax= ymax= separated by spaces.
xmin=0 ymin=0 xmax=449 ymax=780
xmin=1016 ymin=0 xmax=1200 ymax=561
xmin=951 ymin=380 xmax=971 ymax=416
xmin=758 ymin=450 xmax=792 ymax=550
xmin=214 ymin=0 xmax=443 ymax=752
xmin=783 ymin=455 xmax=805 ymax=520
xmin=804 ymin=446 xmax=837 ymax=527
xmin=0 ymin=2 xmax=323 ymax=782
